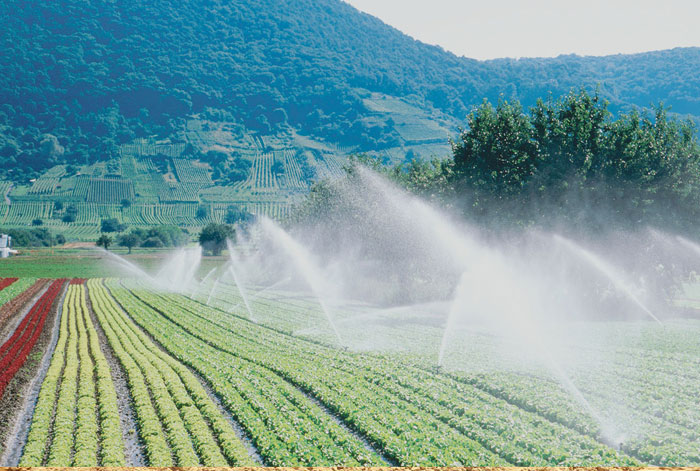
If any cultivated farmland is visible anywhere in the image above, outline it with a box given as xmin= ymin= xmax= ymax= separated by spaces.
xmin=0 ymin=268 xmax=698 ymax=467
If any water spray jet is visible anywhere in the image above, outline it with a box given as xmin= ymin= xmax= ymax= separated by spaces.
xmin=259 ymin=217 xmax=343 ymax=345
xmin=226 ymin=240 xmax=257 ymax=322
xmin=553 ymin=234 xmax=662 ymax=325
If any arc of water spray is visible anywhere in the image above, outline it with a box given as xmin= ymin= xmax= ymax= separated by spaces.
xmin=225 ymin=277 xmax=293 ymax=314
xmin=441 ymin=266 xmax=622 ymax=445
xmin=676 ymin=235 xmax=700 ymax=259
xmin=251 ymin=277 xmax=293 ymax=300
xmin=192 ymin=267 xmax=217 ymax=298
xmin=226 ymin=240 xmax=257 ymax=322
xmin=553 ymin=234 xmax=662 ymax=325
xmin=97 ymin=246 xmax=204 ymax=294
xmin=346 ymin=168 xmax=622 ymax=443
xmin=227 ymin=266 xmax=256 ymax=322
xmin=259 ymin=217 xmax=343 ymax=345
xmin=540 ymin=349 xmax=621 ymax=447
xmin=153 ymin=246 xmax=202 ymax=293
xmin=438 ymin=272 xmax=470 ymax=367
xmin=207 ymin=277 xmax=220 ymax=306
xmin=97 ymin=247 xmax=158 ymax=283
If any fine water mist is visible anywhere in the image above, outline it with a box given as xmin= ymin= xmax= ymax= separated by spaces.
xmin=258 ymin=217 xmax=343 ymax=344
xmin=552 ymin=234 xmax=662 ymax=325
xmin=96 ymin=165 xmax=700 ymax=450
xmin=220 ymin=167 xmax=700 ymax=447
xmin=99 ymin=245 xmax=203 ymax=294
xmin=226 ymin=239 xmax=256 ymax=322
xmin=193 ymin=267 xmax=218 ymax=297
xmin=155 ymin=246 xmax=202 ymax=292
xmin=677 ymin=234 xmax=700 ymax=259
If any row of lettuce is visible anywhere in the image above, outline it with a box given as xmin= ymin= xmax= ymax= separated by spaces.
xmin=0 ymin=279 xmax=63 ymax=399
xmin=87 ymin=279 xmax=254 ymax=466
xmin=20 ymin=283 xmax=124 ymax=466
xmin=17 ymin=280 xmax=255 ymax=466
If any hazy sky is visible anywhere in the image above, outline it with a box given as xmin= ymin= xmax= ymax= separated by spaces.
xmin=344 ymin=0 xmax=700 ymax=60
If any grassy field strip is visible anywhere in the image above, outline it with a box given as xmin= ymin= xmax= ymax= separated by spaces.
xmin=87 ymin=279 xmax=254 ymax=466
xmin=20 ymin=283 xmax=125 ymax=466
xmin=135 ymin=285 xmax=640 ymax=467
xmin=106 ymin=280 xmax=386 ymax=466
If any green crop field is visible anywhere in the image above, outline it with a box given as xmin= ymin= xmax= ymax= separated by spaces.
xmin=0 ymin=246 xmax=698 ymax=466
xmin=1 ymin=138 xmax=319 ymax=241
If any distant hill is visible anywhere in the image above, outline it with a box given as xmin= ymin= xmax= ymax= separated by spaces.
xmin=2 ymin=0 xmax=700 ymax=180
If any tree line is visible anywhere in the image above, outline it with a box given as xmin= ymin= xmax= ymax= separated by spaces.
xmin=301 ymin=89 xmax=700 ymax=233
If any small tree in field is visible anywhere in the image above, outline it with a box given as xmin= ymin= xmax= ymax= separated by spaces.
xmin=118 ymin=232 xmax=141 ymax=254
xmin=198 ymin=223 xmax=234 ymax=256
xmin=96 ymin=234 xmax=113 ymax=250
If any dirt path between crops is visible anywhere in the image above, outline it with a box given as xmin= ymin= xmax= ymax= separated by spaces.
xmin=0 ymin=283 xmax=50 ymax=346
xmin=0 ymin=282 xmax=65 ymax=466
xmin=183 ymin=361 xmax=264 ymax=464
xmin=61 ymin=242 xmax=94 ymax=249
xmin=85 ymin=284 xmax=146 ymax=466
xmin=109 ymin=284 xmax=263 ymax=465
xmin=299 ymin=387 xmax=397 ymax=466
xmin=129 ymin=288 xmax=396 ymax=466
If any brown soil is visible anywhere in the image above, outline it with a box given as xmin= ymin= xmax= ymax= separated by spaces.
xmin=61 ymin=242 xmax=95 ymax=249
xmin=0 ymin=466 xmax=678 ymax=471
xmin=0 ymin=281 xmax=65 ymax=465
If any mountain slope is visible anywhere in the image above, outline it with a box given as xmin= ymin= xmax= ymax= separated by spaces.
xmin=1 ymin=0 xmax=699 ymax=180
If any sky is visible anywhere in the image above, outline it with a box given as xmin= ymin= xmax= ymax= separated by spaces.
xmin=344 ymin=0 xmax=700 ymax=60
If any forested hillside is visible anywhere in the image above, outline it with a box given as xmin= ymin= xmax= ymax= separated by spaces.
xmin=1 ymin=0 xmax=699 ymax=181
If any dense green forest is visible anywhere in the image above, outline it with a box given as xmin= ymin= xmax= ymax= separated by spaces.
xmin=299 ymin=90 xmax=700 ymax=232
xmin=2 ymin=0 xmax=699 ymax=181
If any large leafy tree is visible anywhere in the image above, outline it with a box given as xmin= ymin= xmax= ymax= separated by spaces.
xmin=448 ymin=90 xmax=700 ymax=228
xmin=451 ymin=99 xmax=536 ymax=217
xmin=198 ymin=223 xmax=235 ymax=256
